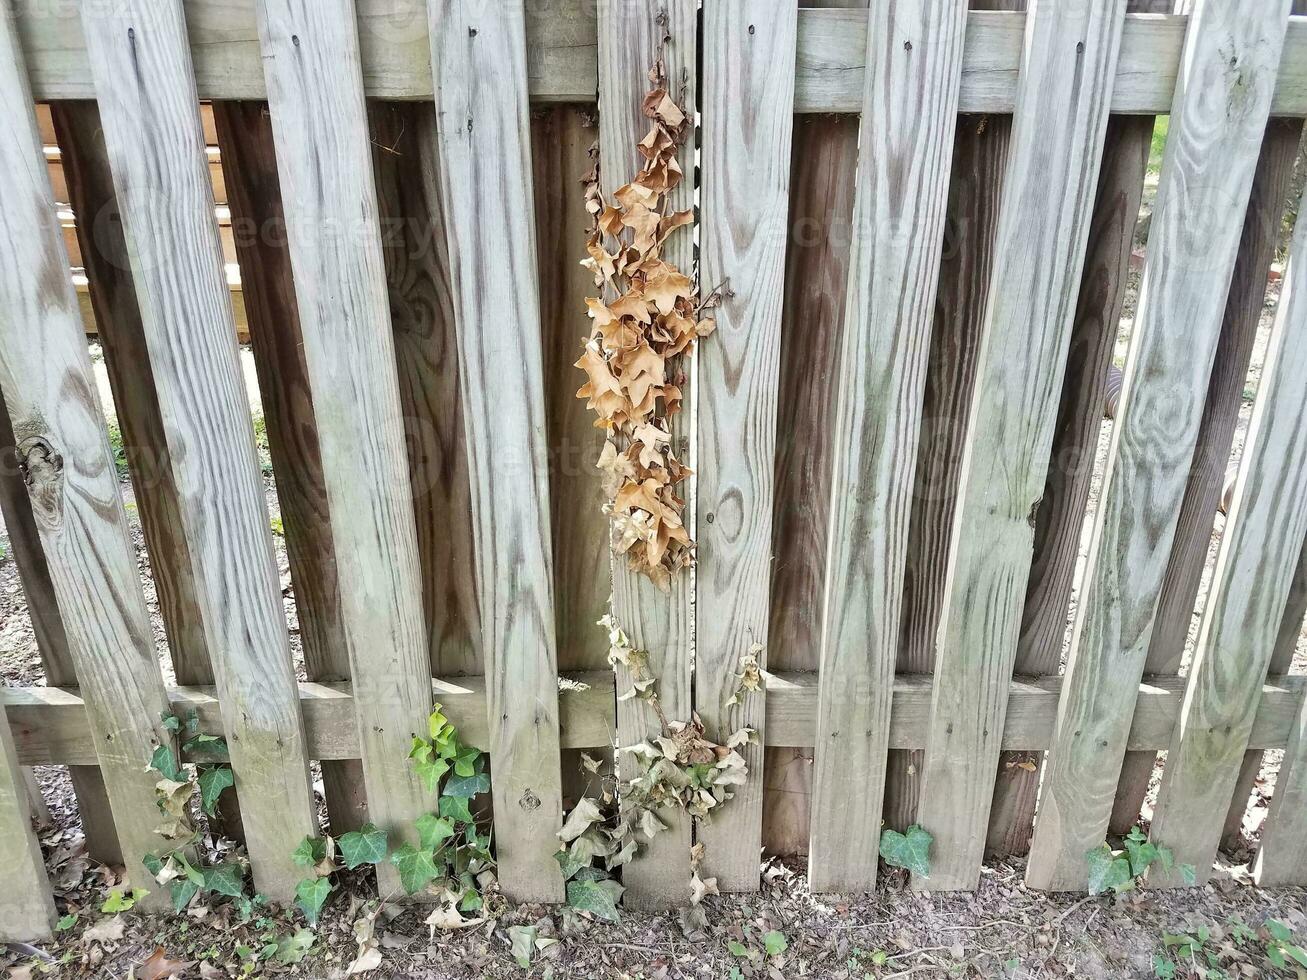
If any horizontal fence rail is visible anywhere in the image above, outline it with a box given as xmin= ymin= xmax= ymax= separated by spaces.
xmin=3 ymin=0 xmax=1307 ymax=941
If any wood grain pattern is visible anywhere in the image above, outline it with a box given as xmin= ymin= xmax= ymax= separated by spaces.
xmin=368 ymin=102 xmax=482 ymax=681
xmin=1148 ymin=194 xmax=1307 ymax=884
xmin=914 ymin=0 xmax=1126 ymax=891
xmin=0 ymin=5 xmax=175 ymax=909
xmin=211 ymin=100 xmax=368 ymax=836
xmin=889 ymin=107 xmax=1015 ymax=833
xmin=16 ymin=3 xmax=1307 ymax=117
xmin=988 ymin=108 xmax=1155 ymax=858
xmin=0 ymin=386 xmax=121 ymax=863
xmin=1026 ymin=0 xmax=1292 ymax=892
xmin=531 ymin=105 xmax=611 ymax=675
xmin=427 ymin=0 xmax=565 ymax=902
xmin=806 ymin=0 xmax=967 ymax=894
xmin=694 ymin=0 xmax=797 ymax=894
xmin=597 ymin=0 xmax=697 ymax=909
xmin=251 ymin=0 xmax=440 ymax=891
xmin=80 ymin=0 xmax=317 ymax=900
xmin=0 ymin=695 xmax=56 ymax=940
xmin=1111 ymin=116 xmax=1304 ymax=837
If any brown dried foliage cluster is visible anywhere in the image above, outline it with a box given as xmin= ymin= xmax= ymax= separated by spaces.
xmin=575 ymin=64 xmax=715 ymax=591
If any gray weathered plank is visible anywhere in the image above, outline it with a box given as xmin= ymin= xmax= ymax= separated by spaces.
xmin=0 ymin=385 xmax=121 ymax=864
xmin=79 ymin=0 xmax=318 ymax=900
xmin=1146 ymin=181 xmax=1307 ymax=887
xmin=694 ymin=0 xmax=797 ymax=894
xmin=1026 ymin=0 xmax=1292 ymax=892
xmin=597 ymin=0 xmax=697 ymax=909
xmin=0 ymin=695 xmax=56 ymax=940
xmin=212 ymin=99 xmax=369 ymax=837
xmin=807 ymin=0 xmax=967 ymax=894
xmin=1112 ymin=116 xmax=1304 ymax=838
xmin=0 ymin=5 xmax=175 ymax=909
xmin=251 ymin=2 xmax=439 ymax=888
xmin=913 ymin=0 xmax=1126 ymax=891
xmin=427 ymin=0 xmax=565 ymax=902
xmin=991 ymin=100 xmax=1157 ymax=856
xmin=15 ymin=3 xmax=1307 ymax=117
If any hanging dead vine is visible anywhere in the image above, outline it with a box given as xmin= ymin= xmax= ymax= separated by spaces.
xmin=575 ymin=56 xmax=716 ymax=590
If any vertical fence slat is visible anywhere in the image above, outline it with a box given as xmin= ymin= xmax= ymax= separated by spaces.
xmin=806 ymin=0 xmax=966 ymax=894
xmin=79 ymin=0 xmax=317 ymax=900
xmin=0 ymin=696 xmax=56 ymax=940
xmin=427 ymin=0 xmax=565 ymax=902
xmin=694 ymin=0 xmax=797 ymax=894
xmin=48 ymin=101 xmax=214 ymax=689
xmin=990 ymin=110 xmax=1155 ymax=856
xmin=0 ymin=390 xmax=121 ymax=863
xmin=1222 ymin=535 xmax=1307 ymax=846
xmin=249 ymin=0 xmax=437 ymax=890
xmin=1111 ymin=115 xmax=1304 ymax=837
xmin=914 ymin=0 xmax=1126 ymax=891
xmin=211 ymin=100 xmax=369 ymax=836
xmin=597 ymin=0 xmax=697 ymax=908
xmin=533 ymin=105 xmax=611 ymax=676
xmin=1147 ymin=189 xmax=1307 ymax=885
xmin=368 ymin=101 xmax=483 ymax=680
xmin=1026 ymin=0 xmax=1291 ymax=891
xmin=0 ymin=8 xmax=174 ymax=909
xmin=889 ymin=107 xmax=1015 ymax=833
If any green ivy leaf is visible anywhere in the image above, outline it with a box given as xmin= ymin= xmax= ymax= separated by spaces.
xmin=168 ymin=878 xmax=199 ymax=912
xmin=183 ymin=733 xmax=230 ymax=763
xmin=764 ymin=931 xmax=788 ymax=956
xmin=390 ymin=843 xmax=439 ymax=895
xmin=439 ymin=794 xmax=475 ymax=824
xmin=338 ymin=824 xmax=389 ymax=870
xmin=879 ymin=824 xmax=933 ymax=879
xmin=1124 ymin=835 xmax=1160 ymax=877
xmin=410 ymin=742 xmax=450 ymax=794
xmin=453 ymin=746 xmax=481 ymax=778
xmin=55 ymin=913 xmax=77 ymax=932
xmin=1085 ymin=845 xmax=1134 ymax=896
xmin=295 ymin=876 xmax=334 ymax=926
xmin=291 ymin=836 xmax=326 ymax=869
xmin=101 ymin=888 xmax=147 ymax=913
xmin=201 ymin=862 xmax=246 ymax=899
xmin=271 ymin=929 xmax=315 ymax=965
xmin=508 ymin=924 xmax=538 ymax=968
xmin=161 ymin=713 xmax=183 ymax=735
xmin=566 ymin=877 xmax=623 ymax=923
xmin=428 ymin=705 xmax=448 ymax=740
xmin=149 ymin=745 xmax=183 ymax=783
xmin=443 ymin=768 xmax=491 ymax=799
xmin=1268 ymin=920 xmax=1294 ymax=944
xmin=198 ymin=765 xmax=235 ymax=817
xmin=417 ymin=814 xmax=456 ymax=852
xmin=555 ymin=848 xmax=588 ymax=881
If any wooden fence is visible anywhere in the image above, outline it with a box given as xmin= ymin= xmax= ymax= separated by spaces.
xmin=3 ymin=0 xmax=1307 ymax=940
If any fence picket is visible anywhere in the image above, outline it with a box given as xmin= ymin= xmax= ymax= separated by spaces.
xmin=693 ymin=0 xmax=798 ymax=894
xmin=596 ymin=0 xmax=698 ymax=908
xmin=0 ymin=696 xmax=56 ymax=940
xmin=0 ymin=7 xmax=175 ymax=910
xmin=211 ymin=99 xmax=369 ymax=837
xmin=79 ymin=0 xmax=318 ymax=900
xmin=250 ymin=0 xmax=442 ymax=890
xmin=991 ymin=109 xmax=1156 ymax=856
xmin=1147 ymin=183 xmax=1307 ymax=885
xmin=368 ymin=102 xmax=483 ymax=680
xmin=805 ymin=0 xmax=967 ymax=894
xmin=1111 ymin=115 xmax=1305 ymax=837
xmin=427 ymin=0 xmax=565 ymax=901
xmin=1026 ymin=0 xmax=1292 ymax=892
xmin=913 ymin=0 xmax=1126 ymax=891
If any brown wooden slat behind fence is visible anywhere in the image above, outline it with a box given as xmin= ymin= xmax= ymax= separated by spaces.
xmin=9 ymin=0 xmax=1307 ymax=939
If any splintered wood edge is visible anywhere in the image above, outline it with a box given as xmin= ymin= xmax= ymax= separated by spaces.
xmin=7 ymin=671 xmax=1304 ymax=765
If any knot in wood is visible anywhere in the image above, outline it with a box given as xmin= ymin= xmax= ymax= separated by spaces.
xmin=518 ymin=788 xmax=541 ymax=812
xmin=17 ymin=435 xmax=64 ymax=530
